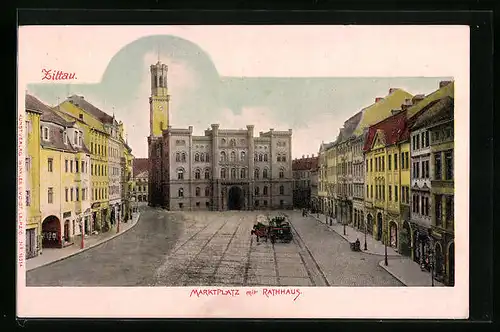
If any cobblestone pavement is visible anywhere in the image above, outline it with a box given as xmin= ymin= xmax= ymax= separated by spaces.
xmin=284 ymin=210 xmax=403 ymax=286
xmin=27 ymin=207 xmax=402 ymax=287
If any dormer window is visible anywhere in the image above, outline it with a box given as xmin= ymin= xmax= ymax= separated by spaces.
xmin=42 ymin=126 xmax=49 ymax=141
xmin=63 ymin=131 xmax=68 ymax=144
xmin=73 ymin=131 xmax=78 ymax=145
xmin=78 ymin=131 xmax=83 ymax=146
xmin=79 ymin=113 xmax=83 ymax=120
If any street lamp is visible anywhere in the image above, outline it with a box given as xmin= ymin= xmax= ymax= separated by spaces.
xmin=384 ymin=230 xmax=388 ymax=266
xmin=116 ymin=205 xmax=120 ymax=234
xmin=428 ymin=228 xmax=435 ymax=287
xmin=364 ymin=218 xmax=368 ymax=251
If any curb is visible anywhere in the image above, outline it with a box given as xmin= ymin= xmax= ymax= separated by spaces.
xmin=27 ymin=213 xmax=141 ymax=272
xmin=378 ymin=260 xmax=409 ymax=286
xmin=310 ymin=215 xmax=401 ymax=258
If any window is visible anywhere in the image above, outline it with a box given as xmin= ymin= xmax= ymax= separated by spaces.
xmin=42 ymin=127 xmax=49 ymax=141
xmin=263 ymin=200 xmax=268 ymax=206
xmin=259 ymin=154 xmax=263 ymax=162
xmin=370 ymin=158 xmax=373 ymax=172
xmin=195 ymin=187 xmax=200 ymax=197
xmin=47 ymin=158 xmax=53 ymax=172
xmin=366 ymin=162 xmax=369 ymax=172
xmin=76 ymin=188 xmax=79 ymax=201
xmin=425 ymin=131 xmax=430 ymax=147
xmin=230 ymin=151 xmax=236 ymax=162
xmin=254 ymin=168 xmax=259 ymax=179
xmin=48 ymin=187 xmax=53 ymax=203
xmin=26 ymin=190 xmax=31 ymax=206
xmin=240 ymin=168 xmax=246 ymax=178
xmin=255 ymin=187 xmax=260 ymax=196
xmin=263 ymin=186 xmax=268 ymax=196
xmin=446 ymin=196 xmax=454 ymax=223
xmin=282 ymin=155 xmax=286 ymax=162
xmin=264 ymin=154 xmax=268 ymax=162
xmin=70 ymin=188 xmax=74 ymax=201
xmin=394 ymin=154 xmax=398 ymax=170
xmin=220 ymin=151 xmax=226 ymax=162
xmin=445 ymin=151 xmax=453 ymax=180
xmin=254 ymin=153 xmax=258 ymax=162
xmin=221 ymin=168 xmax=226 ymax=179
xmin=63 ymin=131 xmax=68 ymax=144
xmin=263 ymin=169 xmax=268 ymax=179
xmin=26 ymin=120 xmax=32 ymax=134
xmin=81 ymin=161 xmax=85 ymax=173
xmin=370 ymin=185 xmax=373 ymax=198
xmin=382 ymin=157 xmax=385 ymax=171
xmin=366 ymin=185 xmax=369 ymax=198
xmin=195 ymin=169 xmax=201 ymax=179
xmin=75 ymin=159 xmax=79 ymax=172
xmin=394 ymin=185 xmax=398 ymax=202
xmin=434 ymin=153 xmax=442 ymax=180
xmin=178 ymin=188 xmax=184 ymax=197
xmin=200 ymin=153 xmax=205 ymax=162
xmin=401 ymin=152 xmax=405 ymax=169
xmin=279 ymin=168 xmax=284 ymax=179
xmin=65 ymin=188 xmax=69 ymax=202
xmin=389 ymin=186 xmax=392 ymax=201
xmin=241 ymin=151 xmax=246 ymax=161
xmin=279 ymin=185 xmax=284 ymax=195
xmin=205 ymin=187 xmax=210 ymax=196
xmin=70 ymin=160 xmax=73 ymax=173
xmin=204 ymin=169 xmax=210 ymax=179
xmin=205 ymin=153 xmax=210 ymax=163
xmin=176 ymin=152 xmax=180 ymax=162
xmin=230 ymin=168 xmax=236 ymax=179
xmin=177 ymin=168 xmax=184 ymax=180
xmin=435 ymin=194 xmax=442 ymax=224
xmin=195 ymin=153 xmax=200 ymax=162
xmin=181 ymin=153 xmax=186 ymax=162
xmin=388 ymin=155 xmax=392 ymax=170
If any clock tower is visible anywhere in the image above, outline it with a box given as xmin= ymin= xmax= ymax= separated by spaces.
xmin=148 ymin=60 xmax=170 ymax=207
xmin=149 ymin=60 xmax=170 ymax=137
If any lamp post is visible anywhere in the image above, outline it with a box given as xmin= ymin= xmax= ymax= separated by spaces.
xmin=80 ymin=216 xmax=85 ymax=249
xmin=116 ymin=206 xmax=120 ymax=234
xmin=364 ymin=218 xmax=368 ymax=251
xmin=384 ymin=230 xmax=388 ymax=266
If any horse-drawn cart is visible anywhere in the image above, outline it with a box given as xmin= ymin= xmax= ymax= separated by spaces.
xmin=250 ymin=214 xmax=293 ymax=244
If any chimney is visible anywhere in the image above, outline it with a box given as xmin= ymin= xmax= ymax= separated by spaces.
xmin=411 ymin=94 xmax=425 ymax=105
xmin=389 ymin=88 xmax=398 ymax=94
xmin=401 ymin=98 xmax=413 ymax=111
xmin=439 ymin=80 xmax=452 ymax=88
xmin=375 ymin=97 xmax=384 ymax=103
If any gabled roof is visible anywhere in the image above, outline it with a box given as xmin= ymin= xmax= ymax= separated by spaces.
xmin=25 ymin=94 xmax=48 ymax=114
xmin=364 ymin=110 xmax=408 ymax=151
xmin=335 ymin=111 xmax=363 ymax=144
xmin=406 ymin=81 xmax=454 ymax=119
xmin=292 ymin=156 xmax=319 ymax=171
xmin=66 ymin=95 xmax=116 ymax=125
xmin=411 ymin=96 xmax=454 ymax=130
xmin=133 ymin=158 xmax=149 ymax=176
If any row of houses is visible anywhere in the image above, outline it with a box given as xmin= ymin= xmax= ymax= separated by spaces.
xmin=24 ymin=94 xmax=136 ymax=259
xmin=310 ymin=81 xmax=455 ymax=286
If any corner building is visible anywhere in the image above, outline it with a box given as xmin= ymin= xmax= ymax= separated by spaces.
xmin=147 ymin=60 xmax=293 ymax=211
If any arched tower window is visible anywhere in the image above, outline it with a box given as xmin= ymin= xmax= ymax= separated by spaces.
xmin=279 ymin=185 xmax=285 ymax=195
xmin=259 ymin=154 xmax=263 ymax=162
xmin=204 ymin=169 xmax=210 ymax=179
xmin=240 ymin=168 xmax=246 ymax=178
xmin=178 ymin=188 xmax=184 ymax=197
xmin=205 ymin=187 xmax=210 ymax=196
xmin=154 ymin=75 xmax=158 ymax=88
xmin=255 ymin=186 xmax=260 ymax=196
xmin=221 ymin=168 xmax=226 ymax=179
xmin=263 ymin=186 xmax=268 ymax=196
xmin=181 ymin=153 xmax=186 ymax=162
xmin=264 ymin=154 xmax=268 ymax=162
xmin=200 ymin=153 xmax=205 ymax=162
xmin=195 ymin=153 xmax=200 ymax=162
xmin=206 ymin=153 xmax=210 ymax=162
xmin=254 ymin=168 xmax=260 ymax=179
xmin=230 ymin=151 xmax=236 ymax=162
xmin=231 ymin=168 xmax=236 ymax=179
xmin=159 ymin=76 xmax=163 ymax=88
xmin=175 ymin=152 xmax=180 ymax=162
xmin=195 ymin=169 xmax=201 ymax=179
xmin=220 ymin=151 xmax=226 ymax=162
xmin=279 ymin=167 xmax=285 ymax=179
xmin=241 ymin=151 xmax=246 ymax=161
xmin=177 ymin=168 xmax=184 ymax=180
xmin=195 ymin=187 xmax=200 ymax=196
xmin=263 ymin=168 xmax=268 ymax=179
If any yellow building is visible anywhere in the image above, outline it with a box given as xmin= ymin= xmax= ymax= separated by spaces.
xmin=33 ymin=95 xmax=92 ymax=250
xmin=325 ymin=143 xmax=336 ymax=218
xmin=56 ymin=96 xmax=111 ymax=233
xmin=25 ymin=95 xmax=43 ymax=258
xmin=122 ymin=141 xmax=134 ymax=219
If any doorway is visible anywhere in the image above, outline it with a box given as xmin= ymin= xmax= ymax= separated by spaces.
xmin=228 ymin=186 xmax=244 ymax=210
xmin=377 ymin=212 xmax=383 ymax=241
xmin=448 ymin=242 xmax=455 ymax=286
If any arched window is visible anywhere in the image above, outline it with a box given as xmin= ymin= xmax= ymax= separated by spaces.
xmin=255 ymin=186 xmax=260 ymax=196
xmin=282 ymin=155 xmax=287 ymax=162
xmin=175 ymin=152 xmax=180 ymax=162
xmin=195 ymin=169 xmax=201 ymax=179
xmin=240 ymin=168 xmax=246 ymax=178
xmin=221 ymin=138 xmax=226 ymax=145
xmin=195 ymin=153 xmax=200 ymax=162
xmin=195 ymin=187 xmax=200 ymax=196
xmin=200 ymin=153 xmax=205 ymax=162
xmin=263 ymin=186 xmax=268 ymax=196
xmin=264 ymin=154 xmax=268 ymax=162
xmin=254 ymin=153 xmax=258 ymax=161
xmin=204 ymin=169 xmax=210 ymax=179
xmin=159 ymin=76 xmax=163 ymax=87
xmin=277 ymin=155 xmax=281 ymax=162
xmin=221 ymin=168 xmax=226 ymax=179
xmin=279 ymin=168 xmax=285 ymax=179
xmin=177 ymin=168 xmax=184 ymax=180
xmin=178 ymin=188 xmax=184 ymax=197
xmin=230 ymin=151 xmax=236 ymax=162
xmin=258 ymin=154 xmax=263 ymax=162
xmin=241 ymin=151 xmax=246 ymax=161
xmin=231 ymin=168 xmax=236 ymax=179
xmin=254 ymin=168 xmax=259 ymax=179
xmin=230 ymin=139 xmax=236 ymax=147
xmin=220 ymin=151 xmax=226 ymax=162
xmin=279 ymin=185 xmax=284 ymax=195
xmin=205 ymin=187 xmax=210 ymax=196
xmin=206 ymin=153 xmax=210 ymax=162
xmin=263 ymin=168 xmax=268 ymax=179
xmin=181 ymin=152 xmax=186 ymax=162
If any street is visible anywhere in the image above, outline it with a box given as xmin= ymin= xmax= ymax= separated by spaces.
xmin=26 ymin=207 xmax=403 ymax=287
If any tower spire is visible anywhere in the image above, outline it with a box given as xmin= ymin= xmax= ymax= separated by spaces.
xmin=157 ymin=43 xmax=161 ymax=63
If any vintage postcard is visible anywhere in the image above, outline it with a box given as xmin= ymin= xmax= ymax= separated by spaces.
xmin=17 ymin=25 xmax=469 ymax=318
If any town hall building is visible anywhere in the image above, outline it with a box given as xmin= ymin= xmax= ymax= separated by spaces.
xmin=147 ymin=60 xmax=293 ymax=211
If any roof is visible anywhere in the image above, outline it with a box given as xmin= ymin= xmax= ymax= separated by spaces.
xmin=335 ymin=111 xmax=363 ymax=144
xmin=25 ymin=94 xmax=49 ymax=114
xmin=353 ymin=88 xmax=414 ymax=136
xmin=363 ymin=110 xmax=409 ymax=151
xmin=133 ymin=158 xmax=149 ymax=176
xmin=292 ymin=156 xmax=319 ymax=171
xmin=66 ymin=95 xmax=116 ymax=125
xmin=135 ymin=171 xmax=149 ymax=179
xmin=406 ymin=81 xmax=454 ymax=119
xmin=411 ymin=96 xmax=454 ymax=130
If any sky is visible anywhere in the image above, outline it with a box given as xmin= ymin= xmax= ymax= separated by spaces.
xmin=19 ymin=26 xmax=466 ymax=158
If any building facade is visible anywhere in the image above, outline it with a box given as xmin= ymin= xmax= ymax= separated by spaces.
xmin=105 ymin=118 xmax=123 ymax=227
xmin=122 ymin=142 xmax=134 ymax=221
xmin=410 ymin=81 xmax=454 ymax=286
xmin=158 ymin=125 xmax=293 ymax=211
xmin=292 ymin=155 xmax=318 ymax=209
xmin=25 ymin=95 xmax=43 ymax=258
xmin=310 ymin=164 xmax=319 ymax=212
